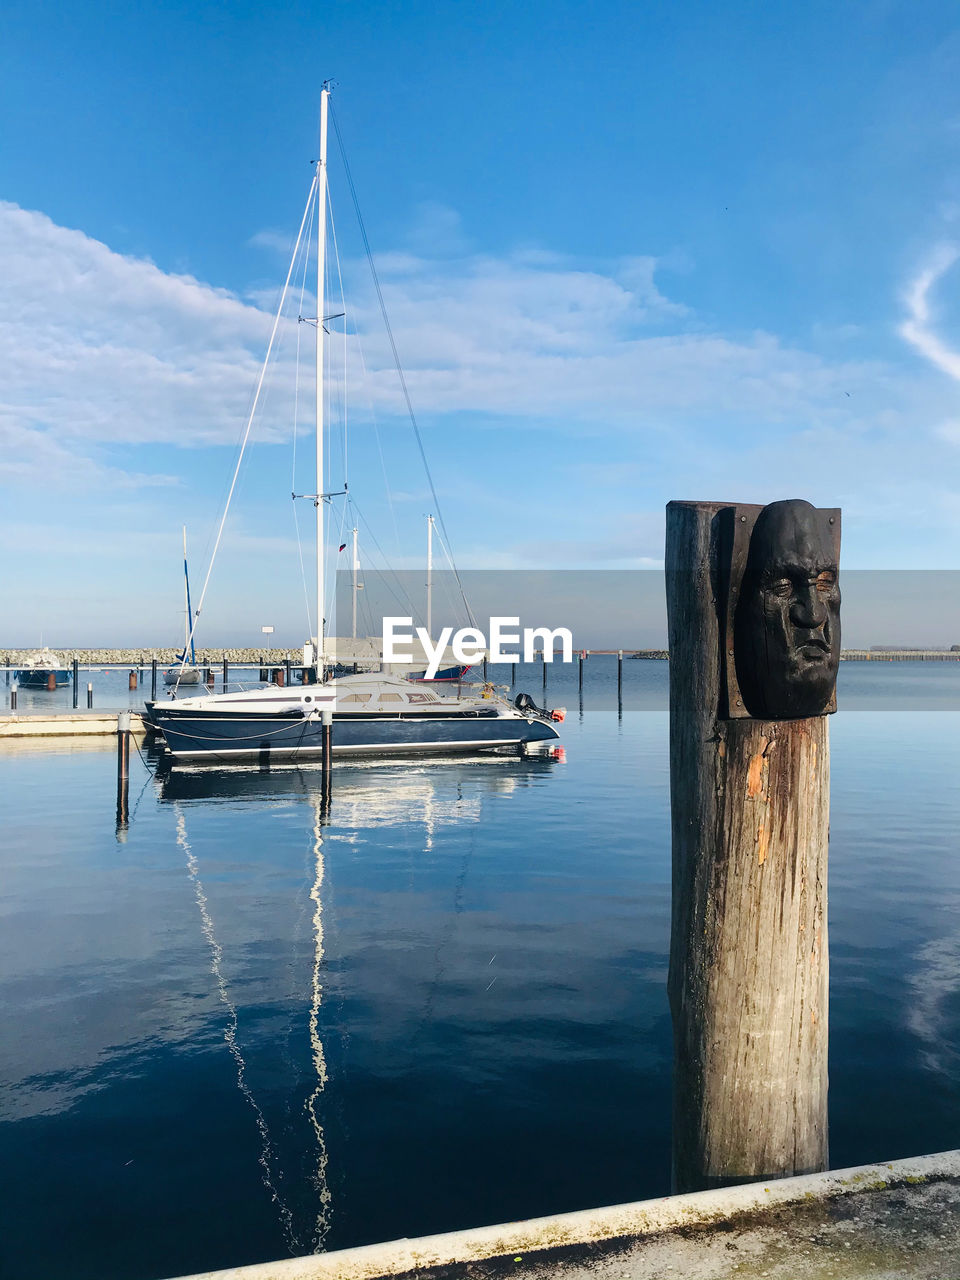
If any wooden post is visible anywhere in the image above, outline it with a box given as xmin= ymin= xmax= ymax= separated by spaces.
xmin=150 ymin=658 xmax=157 ymax=700
xmin=321 ymin=708 xmax=333 ymax=811
xmin=73 ymin=658 xmax=80 ymax=707
xmin=205 ymin=667 xmax=213 ymax=685
xmin=116 ymin=710 xmax=131 ymax=828
xmin=665 ymin=500 xmax=829 ymax=1193
xmin=222 ymin=658 xmax=229 ymax=690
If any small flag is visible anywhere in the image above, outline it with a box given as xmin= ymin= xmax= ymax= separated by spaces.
xmin=338 ymin=542 xmax=347 ymax=552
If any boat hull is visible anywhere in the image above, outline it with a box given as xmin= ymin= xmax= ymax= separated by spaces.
xmin=14 ymin=669 xmax=71 ymax=687
xmin=150 ymin=707 xmax=559 ymax=763
xmin=163 ymin=667 xmax=203 ymax=685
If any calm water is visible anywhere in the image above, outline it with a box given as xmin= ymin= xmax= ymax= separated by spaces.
xmin=1 ymin=661 xmax=959 ymax=1280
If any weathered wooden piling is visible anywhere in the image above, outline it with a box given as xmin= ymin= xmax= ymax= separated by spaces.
xmin=665 ymin=499 xmax=834 ymax=1193
xmin=116 ymin=710 xmax=131 ymax=827
xmin=151 ymin=658 xmax=157 ymax=700
xmin=73 ymin=658 xmax=80 ymax=707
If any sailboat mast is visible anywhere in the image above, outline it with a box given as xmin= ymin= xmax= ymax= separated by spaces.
xmin=316 ymin=86 xmax=330 ymax=670
xmin=182 ymin=525 xmax=189 ymax=657
xmin=426 ymin=514 xmax=434 ymax=640
xmin=351 ymin=526 xmax=359 ymax=639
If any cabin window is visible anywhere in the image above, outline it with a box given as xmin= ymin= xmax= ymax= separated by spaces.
xmin=407 ymin=692 xmax=436 ymax=703
xmin=340 ymin=693 xmax=372 ymax=703
xmin=379 ymin=692 xmax=404 ymax=702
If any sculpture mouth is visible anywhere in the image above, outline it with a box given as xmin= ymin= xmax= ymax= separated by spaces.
xmin=797 ymin=639 xmax=831 ymax=660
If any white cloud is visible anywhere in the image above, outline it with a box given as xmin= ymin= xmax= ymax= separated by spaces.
xmin=899 ymin=243 xmax=960 ymax=381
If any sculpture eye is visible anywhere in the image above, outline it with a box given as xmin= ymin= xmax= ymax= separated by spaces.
xmin=768 ymin=578 xmax=793 ymax=598
xmin=816 ymin=571 xmax=836 ymax=593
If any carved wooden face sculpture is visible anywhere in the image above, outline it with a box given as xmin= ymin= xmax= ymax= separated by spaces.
xmin=733 ymin=499 xmax=840 ymax=719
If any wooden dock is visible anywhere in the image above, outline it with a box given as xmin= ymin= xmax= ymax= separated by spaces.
xmin=0 ymin=711 xmax=148 ymax=739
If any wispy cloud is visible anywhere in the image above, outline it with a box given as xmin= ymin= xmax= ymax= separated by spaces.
xmin=900 ymin=243 xmax=960 ymax=381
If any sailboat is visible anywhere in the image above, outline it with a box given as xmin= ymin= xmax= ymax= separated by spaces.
xmin=149 ymin=86 xmax=561 ymax=763
xmin=164 ymin=527 xmax=202 ymax=685
xmin=408 ymin=516 xmax=473 ymax=683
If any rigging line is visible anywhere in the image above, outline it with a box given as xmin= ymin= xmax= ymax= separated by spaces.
xmin=329 ymin=101 xmax=476 ymax=628
xmin=352 ymin=317 xmax=402 ymax=554
xmin=175 ymin=804 xmax=300 ymax=1252
xmin=430 ymin=521 xmax=473 ymax=629
xmin=328 ymin=197 xmax=349 ymax=489
xmin=348 ymin=497 xmax=420 ymax=616
xmin=184 ymin=170 xmax=320 ymax=664
xmin=293 ymin=184 xmax=319 ymax=637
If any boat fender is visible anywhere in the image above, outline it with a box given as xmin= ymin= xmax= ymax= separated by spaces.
xmin=551 ymin=707 xmax=566 ymax=722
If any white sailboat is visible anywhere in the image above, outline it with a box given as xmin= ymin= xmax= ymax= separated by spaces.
xmin=149 ymin=86 xmax=562 ymax=763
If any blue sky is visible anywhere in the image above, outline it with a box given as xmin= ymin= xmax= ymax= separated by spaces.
xmin=2 ymin=1 xmax=960 ymax=646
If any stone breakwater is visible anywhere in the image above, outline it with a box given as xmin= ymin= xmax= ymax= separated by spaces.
xmin=1 ymin=648 xmax=298 ymax=666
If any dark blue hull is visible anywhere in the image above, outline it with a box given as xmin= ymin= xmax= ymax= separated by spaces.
xmin=14 ymin=669 xmax=71 ymax=687
xmin=150 ymin=707 xmax=559 ymax=763
xmin=408 ymin=664 xmax=473 ymax=682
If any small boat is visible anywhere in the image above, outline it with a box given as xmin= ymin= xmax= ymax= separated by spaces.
xmin=164 ymin=527 xmax=203 ymax=686
xmin=149 ymin=87 xmax=562 ymax=762
xmin=408 ymin=664 xmax=474 ymax=683
xmin=14 ymin=648 xmax=71 ymax=688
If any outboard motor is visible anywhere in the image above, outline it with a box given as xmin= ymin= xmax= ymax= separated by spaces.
xmin=514 ymin=692 xmax=539 ymax=713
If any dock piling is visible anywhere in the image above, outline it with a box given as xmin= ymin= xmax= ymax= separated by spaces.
xmin=87 ymin=683 xmax=93 ymax=709
xmin=116 ymin=710 xmax=131 ymax=828
xmin=222 ymin=658 xmax=229 ymax=690
xmin=665 ymin=499 xmax=835 ymax=1192
xmin=618 ymin=649 xmax=623 ymax=700
xmin=46 ymin=672 xmax=56 ymax=691
xmin=578 ymin=650 xmax=584 ymax=695
xmin=73 ymin=659 xmax=79 ymax=707
xmin=151 ymin=658 xmax=157 ymax=700
xmin=10 ymin=682 xmax=17 ymax=712
xmin=128 ymin=669 xmax=137 ymax=691
xmin=285 ymin=657 xmax=292 ymax=687
xmin=321 ymin=708 xmax=333 ymax=810
xmin=542 ymin=651 xmax=547 ymax=697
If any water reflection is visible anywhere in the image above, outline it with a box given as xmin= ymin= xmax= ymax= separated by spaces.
xmin=152 ymin=751 xmax=561 ymax=1255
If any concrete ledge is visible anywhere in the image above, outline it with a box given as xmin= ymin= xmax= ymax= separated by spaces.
xmin=0 ymin=712 xmax=148 ymax=739
xmin=169 ymin=1150 xmax=960 ymax=1280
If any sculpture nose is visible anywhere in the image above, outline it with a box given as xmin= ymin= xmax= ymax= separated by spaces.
xmin=791 ymin=582 xmax=826 ymax=629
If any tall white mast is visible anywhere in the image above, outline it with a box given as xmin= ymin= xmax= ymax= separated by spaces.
xmin=351 ymin=526 xmax=359 ymax=639
xmin=316 ymin=86 xmax=330 ymax=669
xmin=426 ymin=513 xmax=434 ymax=641
xmin=182 ymin=525 xmax=189 ymax=655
